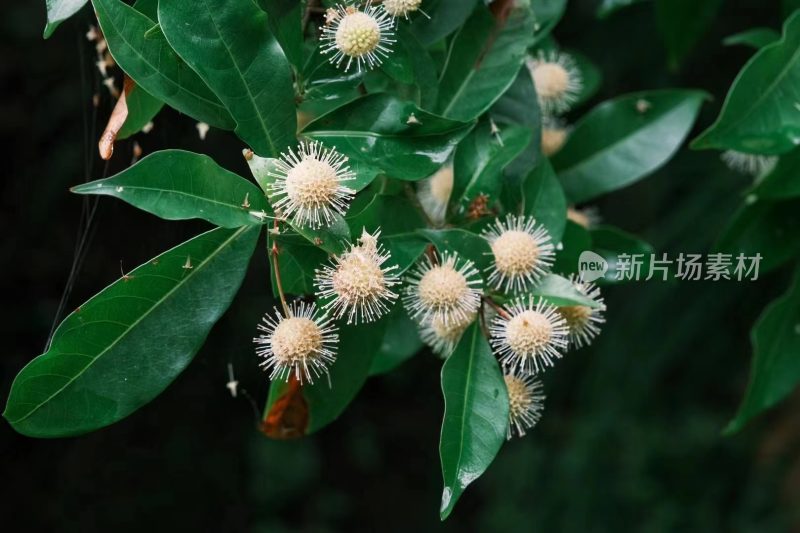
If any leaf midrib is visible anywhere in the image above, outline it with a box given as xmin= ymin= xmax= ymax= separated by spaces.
xmin=558 ymin=95 xmax=698 ymax=177
xmin=710 ymin=35 xmax=800 ymax=140
xmin=446 ymin=325 xmax=479 ymax=494
xmin=8 ymin=227 xmax=248 ymax=424
xmin=95 ymin=0 xmax=225 ymax=111
xmin=199 ymin=0 xmax=279 ymax=156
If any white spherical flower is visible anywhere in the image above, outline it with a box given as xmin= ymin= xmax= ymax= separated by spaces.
xmin=721 ymin=150 xmax=778 ymax=177
xmin=404 ymin=252 xmax=483 ymax=327
xmin=321 ymin=3 xmax=396 ymax=72
xmin=490 ymin=297 xmax=568 ymax=375
xmin=482 ymin=214 xmax=555 ymax=293
xmin=315 ymin=228 xmax=400 ymax=324
xmin=557 ymin=275 xmax=606 ymax=349
xmin=526 ymin=50 xmax=582 ymax=114
xmin=504 ymin=369 xmax=545 ymax=439
xmin=541 ymin=115 xmax=570 ymax=157
xmin=254 ymin=301 xmax=339 ymax=385
xmin=267 ymin=141 xmax=356 ymax=228
xmin=383 ymin=0 xmax=423 ymax=18
xmin=418 ymin=309 xmax=477 ymax=358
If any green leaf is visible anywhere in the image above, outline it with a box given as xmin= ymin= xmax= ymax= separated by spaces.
xmin=304 ymin=320 xmax=387 ymax=433
xmin=452 ymin=122 xmax=531 ymax=219
xmin=597 ymin=0 xmax=650 ymax=19
xmin=420 ymin=228 xmax=493 ymax=273
xmin=570 ymin=51 xmax=602 ymax=108
xmin=380 ymin=24 xmax=440 ymax=109
xmin=530 ymin=0 xmax=567 ymax=45
xmin=72 ymin=150 xmax=269 ymax=228
xmin=656 ymin=0 xmax=723 ymax=68
xmin=726 ymin=268 xmax=800 ymax=433
xmin=117 ymin=84 xmax=164 ymax=140
xmin=303 ymin=93 xmax=474 ymax=181
xmin=436 ymin=4 xmax=536 ymax=122
xmin=692 ymin=12 xmax=800 ymax=155
xmin=723 ymin=28 xmax=781 ymax=49
xmin=527 ymin=273 xmax=603 ymax=307
xmin=4 ymin=226 xmax=260 ymax=437
xmin=752 ymin=147 xmax=800 ymax=199
xmin=270 ymin=233 xmax=328 ymax=297
xmin=715 ymin=198 xmax=800 ymax=274
xmin=410 ymin=0 xmax=480 ymax=46
xmin=521 ymin=158 xmax=568 ymax=243
xmin=259 ymin=0 xmax=304 ymax=70
xmin=299 ymin=43 xmax=363 ymax=121
xmin=369 ymin=306 xmax=423 ymax=375
xmin=490 ymin=67 xmax=543 ymax=185
xmin=552 ymin=219 xmax=592 ymax=276
xmin=92 ymin=0 xmax=235 ymax=130
xmin=439 ymin=322 xmax=508 ymax=520
xmin=44 ymin=0 xmax=88 ymax=38
xmin=590 ymin=225 xmax=655 ymax=284
xmin=158 ymin=0 xmax=297 ymax=157
xmin=347 ymin=194 xmax=428 ymax=274
xmin=553 ymin=90 xmax=707 ymax=203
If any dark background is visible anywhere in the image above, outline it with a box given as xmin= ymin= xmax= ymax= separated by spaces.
xmin=2 ymin=1 xmax=799 ymax=531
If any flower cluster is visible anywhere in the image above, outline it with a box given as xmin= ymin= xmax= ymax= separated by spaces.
xmin=255 ymin=131 xmax=608 ymax=439
xmin=321 ymin=0 xmax=428 ymax=72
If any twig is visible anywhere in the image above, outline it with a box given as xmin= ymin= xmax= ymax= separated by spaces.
xmin=270 ymin=219 xmax=291 ymax=316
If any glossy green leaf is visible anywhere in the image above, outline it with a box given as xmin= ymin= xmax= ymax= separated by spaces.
xmin=553 ymin=90 xmax=707 ymax=203
xmin=439 ymin=322 xmax=508 ymax=520
xmin=656 ymin=0 xmax=723 ymax=68
xmin=436 ymin=4 xmax=536 ymax=122
xmin=490 ymin=67 xmax=543 ymax=185
xmin=132 ymin=0 xmax=158 ymax=19
xmin=92 ymin=0 xmax=235 ymax=130
xmin=723 ymin=28 xmax=781 ymax=49
xmin=347 ymin=194 xmax=428 ymax=274
xmin=752 ymin=147 xmax=800 ymax=199
xmin=552 ymin=219 xmax=592 ymax=276
xmin=269 ymin=233 xmax=328 ymax=297
xmin=521 ymin=159 xmax=568 ymax=243
xmin=44 ymin=0 xmax=88 ymax=38
xmin=527 ymin=273 xmax=603 ymax=308
xmin=259 ymin=0 xmax=304 ymax=70
xmin=590 ymin=225 xmax=655 ymax=284
xmin=597 ymin=0 xmax=650 ymax=19
xmin=4 ymin=226 xmax=260 ymax=437
xmin=72 ymin=150 xmax=269 ymax=229
xmin=420 ymin=228 xmax=493 ymax=273
xmin=726 ymin=268 xmax=800 ymax=433
xmin=570 ymin=51 xmax=602 ymax=107
xmin=303 ymin=94 xmax=474 ymax=181
xmin=117 ymin=84 xmax=164 ymax=140
xmin=410 ymin=0 xmax=480 ymax=46
xmin=380 ymin=24 xmax=439 ymax=109
xmin=452 ymin=123 xmax=531 ymax=219
xmin=715 ymin=198 xmax=800 ymax=273
xmin=530 ymin=0 xmax=567 ymax=45
xmin=158 ymin=0 xmax=296 ymax=157
xmin=369 ymin=306 xmax=423 ymax=375
xmin=693 ymin=12 xmax=800 ymax=155
xmin=299 ymin=43 xmax=363 ymax=121
xmin=305 ymin=320 xmax=387 ymax=433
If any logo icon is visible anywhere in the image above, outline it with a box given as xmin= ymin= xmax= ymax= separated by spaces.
xmin=578 ymin=251 xmax=608 ymax=283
